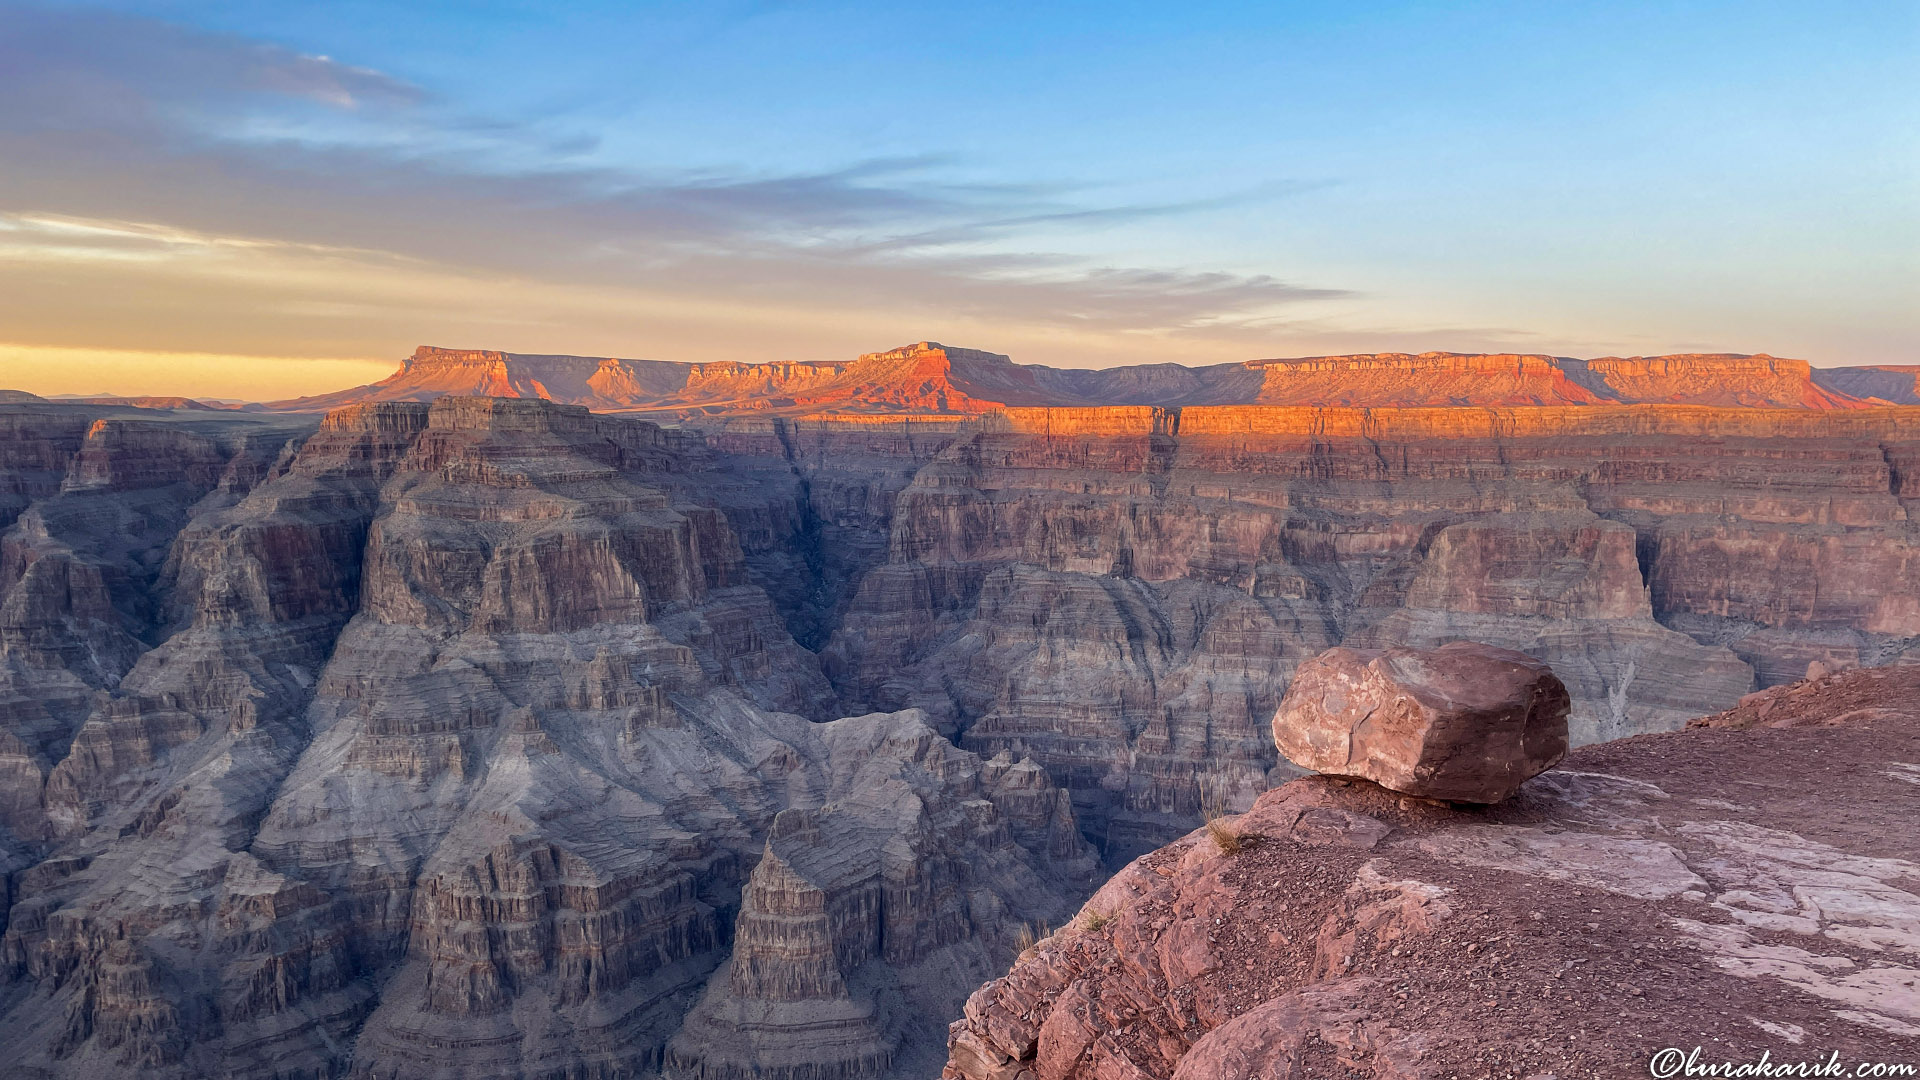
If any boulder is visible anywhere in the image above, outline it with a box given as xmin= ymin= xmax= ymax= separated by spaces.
xmin=1271 ymin=642 xmax=1569 ymax=803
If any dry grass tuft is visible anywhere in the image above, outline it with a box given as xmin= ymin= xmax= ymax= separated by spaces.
xmin=1081 ymin=910 xmax=1110 ymax=932
xmin=1202 ymin=784 xmax=1249 ymax=855
xmin=1204 ymin=813 xmax=1245 ymax=855
xmin=1014 ymin=921 xmax=1052 ymax=959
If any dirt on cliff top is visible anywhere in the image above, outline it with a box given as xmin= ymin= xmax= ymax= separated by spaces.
xmin=946 ymin=670 xmax=1920 ymax=1080
xmin=1688 ymin=662 xmax=1920 ymax=734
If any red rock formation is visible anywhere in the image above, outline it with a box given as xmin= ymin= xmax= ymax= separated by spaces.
xmin=777 ymin=343 xmax=1093 ymax=414
xmin=1239 ymin=352 xmax=1867 ymax=409
xmin=256 ymin=342 xmax=1904 ymax=415
xmin=944 ymin=665 xmax=1920 ymax=1079
xmin=1569 ymin=353 xmax=1864 ymax=408
xmin=1689 ymin=661 xmax=1920 ymax=730
xmin=268 ymin=347 xmax=702 ymax=411
xmin=1247 ymin=352 xmax=1607 ymax=406
xmin=1271 ymin=643 xmax=1569 ymax=803
xmin=1811 ymin=364 xmax=1920 ymax=405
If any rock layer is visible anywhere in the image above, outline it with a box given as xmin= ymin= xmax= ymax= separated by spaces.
xmin=262 ymin=343 xmax=1899 ymax=415
xmin=806 ymin=405 xmax=1918 ymax=856
xmin=1811 ymin=364 xmax=1920 ymax=405
xmin=0 ymin=398 xmax=1094 ymax=1080
xmin=664 ymin=715 xmax=1098 ymax=1080
xmin=3 ymin=390 xmax=1920 ymax=1076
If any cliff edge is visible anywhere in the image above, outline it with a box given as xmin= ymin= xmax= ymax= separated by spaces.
xmin=945 ymin=663 xmax=1920 ymax=1079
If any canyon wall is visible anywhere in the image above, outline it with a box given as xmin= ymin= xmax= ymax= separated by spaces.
xmin=711 ymin=405 xmax=1920 ymax=859
xmin=2 ymin=393 xmax=1918 ymax=1075
xmin=0 ymin=399 xmax=1093 ymax=1080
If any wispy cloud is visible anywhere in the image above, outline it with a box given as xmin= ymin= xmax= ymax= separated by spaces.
xmin=0 ymin=3 xmax=1350 ymax=376
xmin=0 ymin=211 xmax=407 ymax=256
xmin=0 ymin=4 xmax=423 ymax=132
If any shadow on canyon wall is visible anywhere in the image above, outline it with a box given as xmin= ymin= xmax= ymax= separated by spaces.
xmin=0 ymin=392 xmax=1916 ymax=1077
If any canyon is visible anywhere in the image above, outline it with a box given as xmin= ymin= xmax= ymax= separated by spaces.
xmin=0 ymin=397 xmax=1096 ymax=1079
xmin=2 ymin=342 xmax=1919 ymax=1077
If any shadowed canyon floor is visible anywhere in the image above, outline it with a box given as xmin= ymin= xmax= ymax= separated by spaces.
xmin=0 ymin=389 xmax=1918 ymax=1077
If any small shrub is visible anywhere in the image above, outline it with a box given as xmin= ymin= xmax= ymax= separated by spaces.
xmin=1013 ymin=920 xmax=1052 ymax=958
xmin=1204 ymin=813 xmax=1244 ymax=855
xmin=1082 ymin=910 xmax=1110 ymax=932
xmin=1198 ymin=776 xmax=1259 ymax=853
xmin=1202 ymin=785 xmax=1247 ymax=856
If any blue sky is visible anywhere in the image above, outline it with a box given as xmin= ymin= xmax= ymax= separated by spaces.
xmin=0 ymin=1 xmax=1913 ymax=396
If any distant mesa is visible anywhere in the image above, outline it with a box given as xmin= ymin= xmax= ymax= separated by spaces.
xmin=1 ymin=392 xmax=259 ymax=411
xmin=254 ymin=342 xmax=1906 ymax=416
xmin=1808 ymin=364 xmax=1920 ymax=405
xmin=5 ymin=342 xmax=1909 ymax=417
xmin=61 ymin=395 xmax=257 ymax=411
xmin=1252 ymin=352 xmax=1867 ymax=409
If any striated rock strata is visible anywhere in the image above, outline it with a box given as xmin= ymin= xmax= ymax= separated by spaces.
xmin=4 ymin=388 xmax=1920 ymax=1075
xmin=261 ymin=342 xmax=1902 ymax=416
xmin=0 ymin=397 xmax=1094 ymax=1080
xmin=665 ymin=715 xmax=1097 ymax=1080
xmin=808 ymin=405 xmax=1919 ymax=857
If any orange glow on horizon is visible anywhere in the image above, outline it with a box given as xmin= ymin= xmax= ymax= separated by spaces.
xmin=0 ymin=344 xmax=395 ymax=401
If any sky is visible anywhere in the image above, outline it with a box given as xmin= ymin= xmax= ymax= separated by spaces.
xmin=0 ymin=1 xmax=1914 ymax=399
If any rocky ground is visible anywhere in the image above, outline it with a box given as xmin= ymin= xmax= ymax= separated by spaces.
xmin=945 ymin=665 xmax=1920 ymax=1079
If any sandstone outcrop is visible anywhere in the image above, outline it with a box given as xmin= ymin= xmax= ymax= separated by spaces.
xmin=1688 ymin=661 xmax=1920 ymax=731
xmin=944 ymin=665 xmax=1920 ymax=1079
xmin=1246 ymin=352 xmax=1607 ymax=406
xmin=267 ymin=343 xmax=1070 ymax=416
xmin=1812 ymin=364 xmax=1920 ymax=405
xmin=258 ymin=343 xmax=1901 ymax=416
xmin=1243 ymin=352 xmax=1865 ymax=409
xmin=1271 ymin=642 xmax=1569 ymax=803
xmin=1566 ymin=353 xmax=1863 ymax=408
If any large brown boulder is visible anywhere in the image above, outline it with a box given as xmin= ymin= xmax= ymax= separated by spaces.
xmin=1272 ymin=641 xmax=1569 ymax=803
